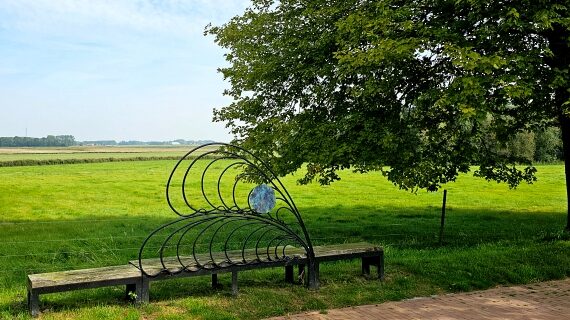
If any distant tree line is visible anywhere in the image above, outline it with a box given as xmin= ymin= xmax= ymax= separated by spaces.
xmin=0 ymin=131 xmax=561 ymax=163
xmin=0 ymin=135 xmax=76 ymax=147
xmin=0 ymin=136 xmax=217 ymax=148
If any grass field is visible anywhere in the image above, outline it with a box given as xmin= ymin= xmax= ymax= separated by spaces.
xmin=0 ymin=158 xmax=569 ymax=319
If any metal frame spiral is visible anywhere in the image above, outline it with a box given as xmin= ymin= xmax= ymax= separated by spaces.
xmin=137 ymin=143 xmax=316 ymax=284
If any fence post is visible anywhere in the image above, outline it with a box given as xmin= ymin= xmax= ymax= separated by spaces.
xmin=439 ymin=189 xmax=448 ymax=245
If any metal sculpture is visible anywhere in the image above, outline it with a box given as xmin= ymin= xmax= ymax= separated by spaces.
xmin=137 ymin=143 xmax=318 ymax=287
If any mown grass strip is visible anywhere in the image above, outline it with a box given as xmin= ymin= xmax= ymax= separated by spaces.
xmin=0 ymin=156 xmax=181 ymax=167
xmin=0 ymin=155 xmax=224 ymax=167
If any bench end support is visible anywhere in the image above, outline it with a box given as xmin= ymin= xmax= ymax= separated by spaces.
xmin=231 ymin=271 xmax=238 ymax=296
xmin=126 ymin=277 xmax=149 ymax=304
xmin=27 ymin=289 xmax=39 ymax=317
xmin=307 ymin=262 xmax=319 ymax=290
xmin=362 ymin=253 xmax=384 ymax=280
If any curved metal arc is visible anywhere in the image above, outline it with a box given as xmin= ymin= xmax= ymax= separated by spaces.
xmin=275 ymin=239 xmax=295 ymax=259
xmin=168 ymin=146 xmax=240 ymax=215
xmin=241 ymin=224 xmax=272 ymax=262
xmin=265 ymin=235 xmax=290 ymax=261
xmin=160 ymin=218 xmax=209 ymax=271
xmin=234 ymin=213 xmax=311 ymax=256
xmin=180 ymin=151 xmax=236 ymax=213
xmin=138 ymin=215 xmax=195 ymax=277
xmin=217 ymin=161 xmax=248 ymax=210
xmin=254 ymin=228 xmax=277 ymax=261
xmin=232 ymin=177 xmax=241 ymax=209
xmin=167 ymin=143 xmax=298 ymax=220
xmin=217 ymin=146 xmax=312 ymax=253
xmin=142 ymin=215 xmax=222 ymax=276
xmin=174 ymin=216 xmax=226 ymax=271
xmin=223 ymin=221 xmax=258 ymax=262
xmin=200 ymin=156 xmax=240 ymax=210
xmin=166 ymin=149 xmax=221 ymax=217
xmin=225 ymin=146 xmax=316 ymax=261
xmin=156 ymin=143 xmax=315 ymax=277
xmin=275 ymin=206 xmax=296 ymax=224
xmin=169 ymin=145 xmax=284 ymax=215
xmin=192 ymin=216 xmax=232 ymax=269
xmin=141 ymin=211 xmax=311 ymax=275
xmin=166 ymin=145 xmax=217 ymax=215
xmin=226 ymin=214 xmax=309 ymax=262
xmin=208 ymin=217 xmax=239 ymax=266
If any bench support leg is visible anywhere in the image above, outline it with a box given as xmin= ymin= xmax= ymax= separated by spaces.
xmin=231 ymin=271 xmax=238 ymax=296
xmin=134 ymin=277 xmax=150 ymax=304
xmin=307 ymin=262 xmax=319 ymax=290
xmin=212 ymin=273 xmax=219 ymax=288
xmin=285 ymin=265 xmax=294 ymax=283
xmin=362 ymin=255 xmax=384 ymax=280
xmin=362 ymin=258 xmax=371 ymax=278
xmin=28 ymin=290 xmax=39 ymax=317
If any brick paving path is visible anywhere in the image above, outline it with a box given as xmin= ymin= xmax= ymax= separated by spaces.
xmin=268 ymin=278 xmax=570 ymax=320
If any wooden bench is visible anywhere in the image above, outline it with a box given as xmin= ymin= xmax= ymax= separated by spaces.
xmin=27 ymin=143 xmax=385 ymax=316
xmin=28 ymin=243 xmax=383 ymax=316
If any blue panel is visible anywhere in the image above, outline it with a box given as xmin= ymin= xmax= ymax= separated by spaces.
xmin=249 ymin=184 xmax=276 ymax=214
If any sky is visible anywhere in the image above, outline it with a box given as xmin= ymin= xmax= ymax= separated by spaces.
xmin=0 ymin=0 xmax=250 ymax=142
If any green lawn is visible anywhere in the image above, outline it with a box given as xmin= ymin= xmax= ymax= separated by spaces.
xmin=0 ymin=161 xmax=568 ymax=319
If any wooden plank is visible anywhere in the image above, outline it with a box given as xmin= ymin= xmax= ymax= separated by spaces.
xmin=313 ymin=242 xmax=383 ymax=262
xmin=29 ymin=243 xmax=382 ymax=294
xmin=285 ymin=265 xmax=294 ymax=283
xmin=130 ymin=242 xmax=383 ymax=274
xmin=231 ymin=271 xmax=238 ymax=295
xmin=130 ymin=242 xmax=381 ymax=276
xmin=28 ymin=265 xmax=141 ymax=293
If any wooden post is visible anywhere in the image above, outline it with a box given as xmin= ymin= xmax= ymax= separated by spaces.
xmin=211 ymin=273 xmax=219 ymax=288
xmin=379 ymin=252 xmax=385 ymax=280
xmin=439 ymin=189 xmax=448 ymax=245
xmin=362 ymin=258 xmax=371 ymax=278
xmin=28 ymin=290 xmax=39 ymax=317
xmin=135 ymin=277 xmax=150 ymax=304
xmin=362 ymin=255 xmax=383 ymax=280
xmin=285 ymin=265 xmax=294 ymax=283
xmin=231 ymin=271 xmax=238 ymax=295
xmin=307 ymin=262 xmax=319 ymax=289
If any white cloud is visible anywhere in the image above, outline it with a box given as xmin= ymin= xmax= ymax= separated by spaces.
xmin=0 ymin=0 xmax=249 ymax=37
xmin=0 ymin=0 xmax=249 ymax=141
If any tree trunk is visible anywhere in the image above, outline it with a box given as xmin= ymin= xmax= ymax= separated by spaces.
xmin=561 ymin=115 xmax=570 ymax=231
xmin=546 ymin=24 xmax=570 ymax=230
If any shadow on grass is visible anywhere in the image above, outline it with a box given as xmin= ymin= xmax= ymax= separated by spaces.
xmin=302 ymin=205 xmax=566 ymax=249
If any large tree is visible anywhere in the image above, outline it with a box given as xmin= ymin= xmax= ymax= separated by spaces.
xmin=207 ymin=1 xmax=570 ymax=228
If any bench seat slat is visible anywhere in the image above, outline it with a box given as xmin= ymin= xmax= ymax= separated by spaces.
xmin=130 ymin=242 xmax=381 ymax=274
xmin=313 ymin=242 xmax=383 ymax=262
xmin=28 ymin=265 xmax=141 ymax=293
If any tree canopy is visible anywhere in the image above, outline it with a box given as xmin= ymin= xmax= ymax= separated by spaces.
xmin=207 ymin=1 xmax=569 ymax=194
